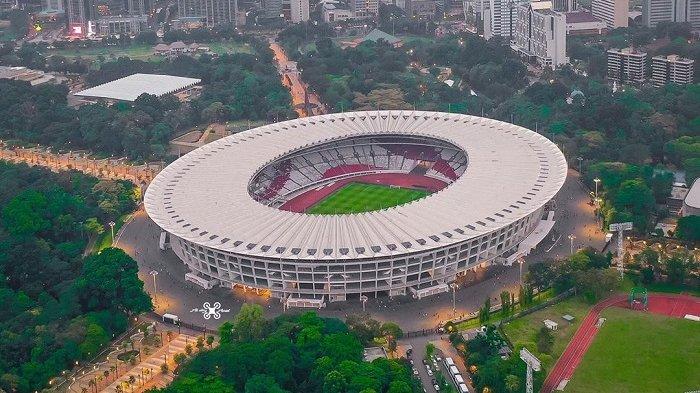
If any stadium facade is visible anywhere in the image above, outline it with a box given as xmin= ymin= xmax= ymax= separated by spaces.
xmin=145 ymin=111 xmax=567 ymax=307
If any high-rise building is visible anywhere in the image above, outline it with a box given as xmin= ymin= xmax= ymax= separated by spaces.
xmin=513 ymin=1 xmax=568 ymax=68
xmin=349 ymin=0 xmax=379 ymax=18
xmin=67 ymin=0 xmax=90 ymax=35
xmin=406 ymin=0 xmax=437 ymax=17
xmin=289 ymin=0 xmax=309 ymax=22
xmin=179 ymin=0 xmax=205 ymax=18
xmin=44 ymin=0 xmax=64 ymax=12
xmin=652 ymin=54 xmax=694 ymax=86
xmin=483 ymin=0 xmax=520 ymax=40
xmin=642 ymin=0 xmax=700 ymax=29
xmin=591 ymin=0 xmax=628 ymax=27
xmin=205 ymin=0 xmax=237 ymax=25
xmin=552 ymin=0 xmax=577 ymax=11
xmin=178 ymin=0 xmax=237 ymax=26
xmin=607 ymin=47 xmax=647 ymax=84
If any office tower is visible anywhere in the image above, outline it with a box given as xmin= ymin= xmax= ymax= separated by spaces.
xmin=642 ymin=0 xmax=700 ymax=29
xmin=592 ymin=0 xmax=628 ymax=27
xmin=483 ymin=0 xmax=520 ymax=40
xmin=349 ymin=0 xmax=379 ymax=18
xmin=179 ymin=0 xmax=237 ymax=25
xmin=44 ymin=0 xmax=64 ymax=12
xmin=289 ymin=0 xmax=309 ymax=22
xmin=552 ymin=0 xmax=577 ymax=11
xmin=513 ymin=1 xmax=568 ymax=68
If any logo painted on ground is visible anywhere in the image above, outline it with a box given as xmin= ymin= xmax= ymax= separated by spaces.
xmin=190 ymin=302 xmax=231 ymax=320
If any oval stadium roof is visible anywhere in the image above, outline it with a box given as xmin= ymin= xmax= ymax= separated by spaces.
xmin=145 ymin=111 xmax=567 ymax=260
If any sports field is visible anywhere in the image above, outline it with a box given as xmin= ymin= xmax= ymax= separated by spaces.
xmin=306 ymin=182 xmax=429 ymax=214
xmin=564 ymin=307 xmax=700 ymax=393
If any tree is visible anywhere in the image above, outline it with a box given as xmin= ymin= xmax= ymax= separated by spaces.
xmin=206 ymin=335 xmax=215 ymax=348
xmin=676 ymin=216 xmax=700 ymax=242
xmin=479 ymin=298 xmax=491 ymax=323
xmin=500 ymin=291 xmax=511 ymax=314
xmin=84 ymin=217 xmax=105 ymax=236
xmin=160 ymin=363 xmax=169 ymax=374
xmin=573 ymin=268 xmax=619 ymax=303
xmin=75 ymin=248 xmax=153 ymax=314
xmin=666 ymin=255 xmax=692 ymax=285
xmin=218 ymin=321 xmax=234 ymax=345
xmin=527 ymin=262 xmax=555 ymax=290
xmin=232 ymin=303 xmax=265 ymax=342
xmin=323 ymin=370 xmax=347 ymax=393
xmin=174 ymin=353 xmax=187 ymax=366
xmin=196 ymin=336 xmax=205 ymax=350
xmin=535 ymin=327 xmax=554 ymax=354
xmin=244 ymin=374 xmax=288 ymax=393
xmin=504 ymin=374 xmax=521 ymax=392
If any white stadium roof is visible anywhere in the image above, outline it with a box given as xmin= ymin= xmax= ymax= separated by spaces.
xmin=145 ymin=111 xmax=567 ymax=260
xmin=74 ymin=73 xmax=201 ymax=102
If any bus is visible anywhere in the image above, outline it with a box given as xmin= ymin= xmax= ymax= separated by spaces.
xmin=444 ymin=357 xmax=455 ymax=368
xmin=458 ymin=383 xmax=469 ymax=393
xmin=162 ymin=313 xmax=179 ymax=325
xmin=449 ymin=365 xmax=460 ymax=377
xmin=454 ymin=374 xmax=465 ymax=385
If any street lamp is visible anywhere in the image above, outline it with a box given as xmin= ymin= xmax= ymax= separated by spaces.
xmin=150 ymin=270 xmax=158 ymax=306
xmin=108 ymin=221 xmax=115 ymax=245
xmin=576 ymin=157 xmax=583 ymax=174
xmin=518 ymin=257 xmax=525 ymax=286
xmin=593 ymin=177 xmax=601 ymax=199
xmin=568 ymin=234 xmax=576 ymax=255
xmin=450 ymin=283 xmax=458 ymax=316
xmin=360 ymin=294 xmax=368 ymax=312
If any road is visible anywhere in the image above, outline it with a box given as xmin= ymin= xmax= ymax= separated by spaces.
xmin=117 ymin=169 xmax=605 ymax=331
xmin=269 ymin=41 xmax=325 ymax=117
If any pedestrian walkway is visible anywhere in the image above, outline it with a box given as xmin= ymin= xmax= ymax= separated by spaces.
xmin=101 ymin=333 xmax=197 ymax=393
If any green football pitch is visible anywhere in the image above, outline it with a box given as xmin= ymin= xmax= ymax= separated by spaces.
xmin=306 ymin=182 xmax=430 ymax=214
xmin=564 ymin=307 xmax=700 ymax=393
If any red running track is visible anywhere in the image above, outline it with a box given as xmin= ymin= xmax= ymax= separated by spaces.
xmin=541 ymin=293 xmax=700 ymax=393
xmin=280 ymin=173 xmax=447 ymax=213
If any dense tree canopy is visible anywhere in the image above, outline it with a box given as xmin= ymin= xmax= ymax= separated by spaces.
xmin=157 ymin=307 xmax=419 ymax=393
xmin=0 ymin=162 xmax=149 ymax=392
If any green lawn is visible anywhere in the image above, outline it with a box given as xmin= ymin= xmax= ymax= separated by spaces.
xmin=206 ymin=41 xmax=255 ymax=55
xmin=501 ymin=295 xmax=593 ymax=371
xmin=565 ymin=307 xmax=700 ymax=393
xmin=306 ymin=182 xmax=429 ymax=214
xmin=48 ymin=44 xmax=162 ymax=61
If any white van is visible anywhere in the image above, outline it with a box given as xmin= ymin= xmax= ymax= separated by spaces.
xmin=162 ymin=313 xmax=179 ymax=324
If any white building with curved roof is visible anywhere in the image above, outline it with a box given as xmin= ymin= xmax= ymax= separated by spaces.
xmin=145 ymin=111 xmax=567 ymax=306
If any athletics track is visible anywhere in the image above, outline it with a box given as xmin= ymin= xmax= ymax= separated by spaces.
xmin=541 ymin=293 xmax=700 ymax=392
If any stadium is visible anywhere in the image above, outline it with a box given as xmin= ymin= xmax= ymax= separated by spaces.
xmin=145 ymin=111 xmax=567 ymax=308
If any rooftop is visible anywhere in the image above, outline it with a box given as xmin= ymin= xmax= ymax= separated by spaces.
xmin=565 ymin=10 xmax=602 ymax=23
xmin=74 ymin=73 xmax=201 ymax=102
xmin=685 ymin=178 xmax=700 ymax=209
xmin=361 ymin=29 xmax=401 ymax=45
xmin=144 ymin=111 xmax=567 ymax=260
